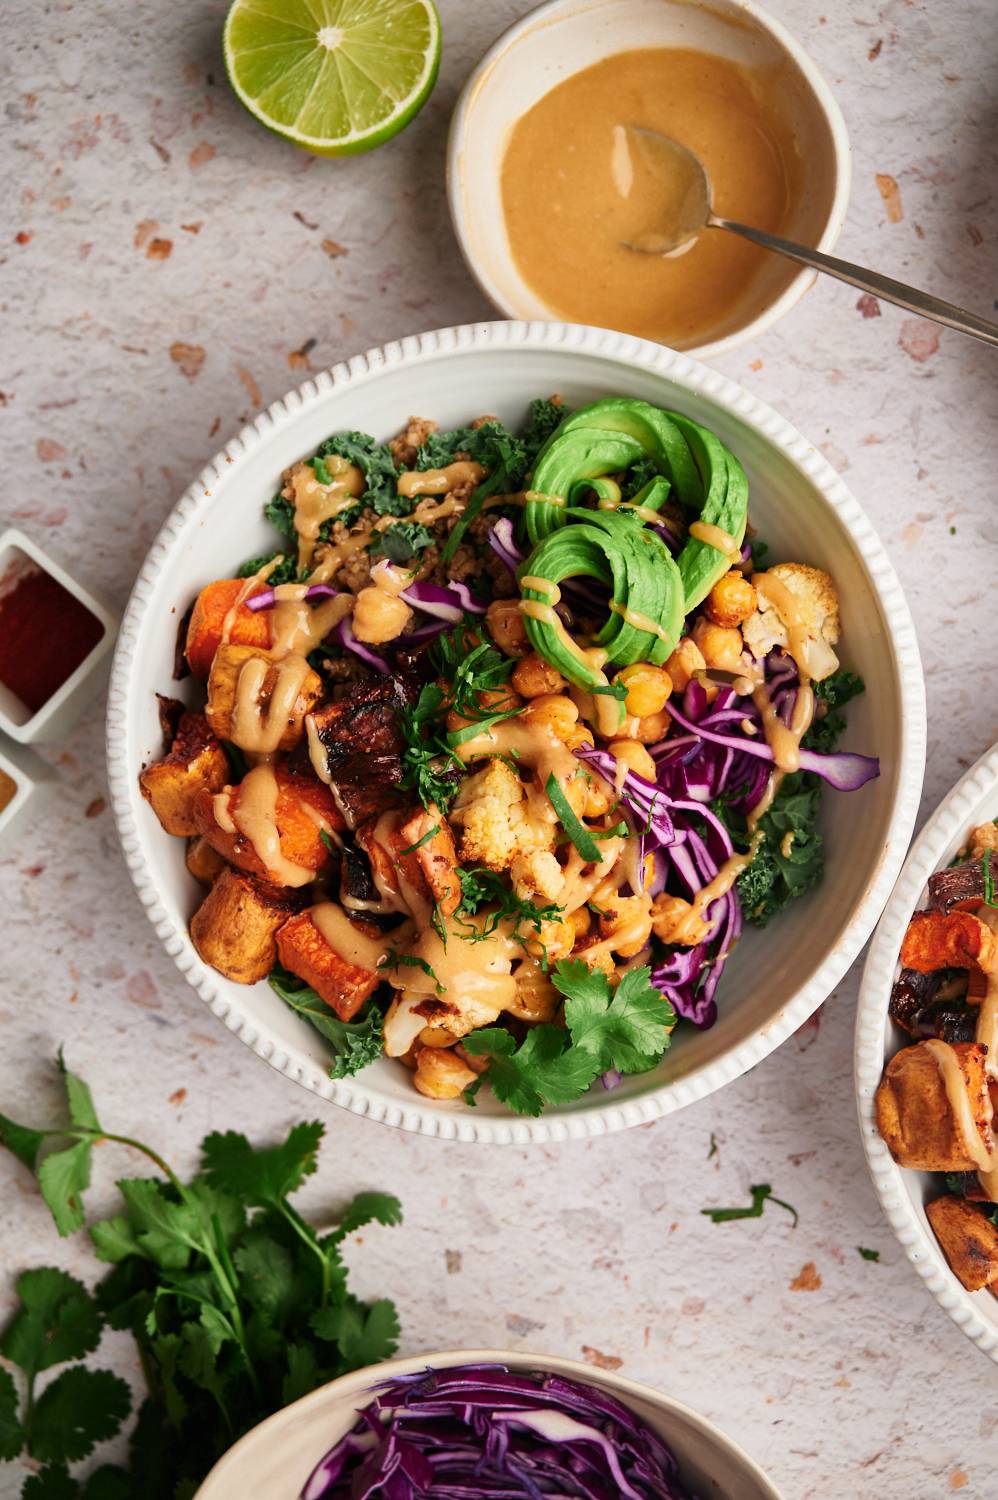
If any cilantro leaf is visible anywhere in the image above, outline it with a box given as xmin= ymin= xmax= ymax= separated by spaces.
xmin=281 ymin=1343 xmax=322 ymax=1406
xmin=28 ymin=1367 xmax=130 ymax=1464
xmin=22 ymin=1468 xmax=79 ymax=1500
xmin=37 ymin=1141 xmax=93 ymax=1237
xmin=555 ymin=961 xmax=675 ymax=1073
xmin=56 ymin=1051 xmax=102 ymax=1133
xmin=114 ymin=1179 xmax=200 ymax=1270
xmin=324 ymin=1192 xmax=403 ymax=1246
xmin=455 ymin=866 xmax=562 ymax=943
xmin=701 ymin=1183 xmax=799 ymax=1227
xmin=88 ymin=1215 xmax=142 ymax=1265
xmin=0 ymin=1111 xmax=47 ymax=1173
xmin=0 ymin=1366 xmax=22 ymax=1460
xmin=81 ymin=1466 xmax=133 ymax=1500
xmin=200 ymin=1122 xmax=324 ymax=1206
xmin=311 ymin=1297 xmax=400 ymax=1368
xmin=857 ymin=1246 xmax=880 ymax=1262
xmin=461 ymin=1026 xmax=599 ymax=1116
xmin=269 ymin=967 xmax=385 ymax=1079
xmin=1 ymin=1269 xmax=101 ymax=1379
xmin=233 ymin=1235 xmax=295 ymax=1320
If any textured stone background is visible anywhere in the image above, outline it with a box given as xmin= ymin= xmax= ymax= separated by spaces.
xmin=2 ymin=0 xmax=998 ymax=1495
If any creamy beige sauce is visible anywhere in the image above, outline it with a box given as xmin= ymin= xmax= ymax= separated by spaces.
xmin=383 ymin=914 xmax=521 ymax=1014
xmin=522 ymin=489 xmax=567 ymax=509
xmin=673 ymin=832 xmax=762 ymax=944
xmin=608 ymin=598 xmax=674 ymax=645
xmin=230 ymin=653 xmax=312 ymax=756
xmin=221 ymin=556 xmax=281 ymax=645
xmin=396 ymin=460 xmax=485 ymax=499
xmin=310 ymin=901 xmax=389 ymax=971
xmin=923 ymin=1038 xmax=997 ymax=1174
xmin=753 ymin=571 xmax=812 ymax=678
xmin=214 ymin=764 xmax=314 ymax=887
xmin=289 ymin=458 xmax=364 ymax=572
xmin=501 ymin=47 xmax=796 ymax=348
xmin=689 ymin=520 xmax=742 ymax=562
xmin=268 ymin=586 xmax=352 ymax=659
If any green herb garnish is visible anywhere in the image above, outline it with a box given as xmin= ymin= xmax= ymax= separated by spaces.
xmin=857 ymin=1246 xmax=880 ymax=1262
xmin=545 ymin=774 xmax=601 ymax=863
xmin=461 ymin=964 xmax=674 ymax=1116
xmin=455 ymin=867 xmax=561 ymax=943
xmin=982 ymin=852 xmax=997 ymax=908
xmin=700 ymin=1183 xmax=799 ymax=1227
xmin=0 ymin=1057 xmax=402 ymax=1497
xmin=318 ymin=430 xmax=400 ymax=515
xmin=268 ymin=965 xmax=383 ymax=1079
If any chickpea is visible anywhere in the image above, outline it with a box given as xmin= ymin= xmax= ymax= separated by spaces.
xmin=512 ymin=651 xmax=566 ymax=698
xmin=583 ymin=773 xmax=615 ymax=818
xmin=524 ymin=917 xmax=575 ymax=964
xmin=706 ymin=572 xmax=757 ymax=628
xmin=692 ymin=619 xmax=745 ymax=674
xmin=651 ymin=892 xmax=711 ymax=947
xmin=351 ymin=586 xmax=412 ymax=645
xmin=418 ymin=1024 xmax=459 ymax=1048
xmin=413 ymin=1045 xmax=478 ymax=1100
xmin=506 ymin=958 xmax=560 ymax=1023
xmin=485 ymin=598 xmax=529 ymax=658
xmin=568 ymin=906 xmax=592 ymax=942
xmin=597 ymin=894 xmax=653 ymax=958
xmin=607 ymin=739 xmax=657 ymax=781
xmin=563 ymin=723 xmax=596 ymax=752
xmin=575 ymin=942 xmax=616 ymax=979
xmin=615 ymin=708 xmax=669 ymax=744
xmin=524 ymin=692 xmax=580 ymax=740
xmin=615 ymin=662 xmax=673 ymax=718
xmin=665 ymin=636 xmax=706 ymax=691
xmin=455 ymin=1042 xmax=489 ymax=1076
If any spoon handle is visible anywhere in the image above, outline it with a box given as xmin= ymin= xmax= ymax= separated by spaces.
xmin=709 ymin=214 xmax=998 ymax=349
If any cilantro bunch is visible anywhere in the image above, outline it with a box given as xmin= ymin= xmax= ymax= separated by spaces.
xmin=0 ymin=1057 xmax=402 ymax=1498
xmin=463 ymin=961 xmax=676 ymax=1116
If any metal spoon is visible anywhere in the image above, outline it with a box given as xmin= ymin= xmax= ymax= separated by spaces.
xmin=622 ymin=126 xmax=998 ymax=349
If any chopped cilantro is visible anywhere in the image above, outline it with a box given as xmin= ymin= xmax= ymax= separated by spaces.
xmin=399 ymin=682 xmax=463 ymax=811
xmin=398 ymin=824 xmax=441 ymax=856
xmin=545 ymin=774 xmax=602 ymax=862
xmin=433 ymin=625 xmax=515 ymax=719
xmin=379 ymin=952 xmax=441 ymax=992
xmin=857 ymin=1246 xmax=880 ymax=1262
xmin=707 ymin=1132 xmax=719 ymax=1160
xmin=983 ymin=852 xmax=997 ymax=908
xmin=455 ymin=867 xmax=561 ymax=943
xmin=701 ymin=1183 xmax=798 ymax=1227
xmin=462 ymin=964 xmax=674 ymax=1115
xmin=319 ymin=828 xmax=338 ymax=855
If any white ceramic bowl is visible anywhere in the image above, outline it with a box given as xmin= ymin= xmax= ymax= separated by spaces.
xmin=193 ymin=1348 xmax=785 ymax=1499
xmin=856 ymin=739 xmax=998 ymax=1363
xmin=447 ymin=0 xmax=851 ymax=360
xmin=107 ymin=320 xmax=925 ymax=1144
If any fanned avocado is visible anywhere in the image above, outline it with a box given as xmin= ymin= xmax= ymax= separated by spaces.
xmin=669 ymin=413 xmax=749 ymax=610
xmin=525 ymin=428 xmax=645 ymax=542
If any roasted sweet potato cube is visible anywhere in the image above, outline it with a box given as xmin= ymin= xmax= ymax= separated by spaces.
xmin=191 ymin=867 xmax=304 ymax=984
xmin=876 ymin=1041 xmax=994 ymax=1172
xmin=186 ymin=835 xmax=228 ymax=886
xmin=276 ymin=907 xmax=385 ymax=1020
xmin=139 ymin=710 xmax=229 ymax=837
xmin=193 ymin=764 xmax=342 ymax=886
xmin=900 ymin=909 xmax=997 ymax=975
xmin=185 ymin=579 xmax=272 ymax=677
xmin=205 ymin=645 xmax=323 ymax=753
xmin=925 ymin=1196 xmax=998 ymax=1292
xmin=396 ymin=808 xmax=461 ymax=917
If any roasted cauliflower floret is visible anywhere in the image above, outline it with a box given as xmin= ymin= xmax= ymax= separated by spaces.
xmin=510 ymin=849 xmax=563 ymax=903
xmin=969 ymin=821 xmax=998 ymax=858
xmin=743 ymin=563 xmax=841 ymax=681
xmin=452 ymin=756 xmax=554 ymax=870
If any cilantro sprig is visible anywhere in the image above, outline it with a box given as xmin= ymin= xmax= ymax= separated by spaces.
xmin=462 ymin=962 xmax=675 ymax=1116
xmin=0 ymin=1057 xmax=402 ymax=1497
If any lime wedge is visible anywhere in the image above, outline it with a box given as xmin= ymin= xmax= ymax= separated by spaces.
xmin=223 ymin=0 xmax=441 ymax=157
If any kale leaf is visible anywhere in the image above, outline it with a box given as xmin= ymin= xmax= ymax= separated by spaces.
xmin=368 ymin=521 xmax=434 ymax=565
xmin=318 ymin=430 xmax=401 ymax=515
xmin=269 ymin=965 xmax=385 ymax=1079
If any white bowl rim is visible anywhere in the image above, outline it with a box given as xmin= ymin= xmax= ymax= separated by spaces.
xmin=445 ymin=0 xmax=853 ymax=361
xmin=106 ymin=318 xmax=925 ymax=1145
xmin=194 ymin=1346 xmax=785 ymax=1499
xmin=855 ymin=737 xmax=998 ymax=1363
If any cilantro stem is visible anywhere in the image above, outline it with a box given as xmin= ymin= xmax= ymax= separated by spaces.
xmin=278 ymin=1200 xmax=332 ymax=1306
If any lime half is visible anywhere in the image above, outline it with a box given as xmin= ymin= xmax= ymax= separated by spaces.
xmin=223 ymin=0 xmax=441 ymax=157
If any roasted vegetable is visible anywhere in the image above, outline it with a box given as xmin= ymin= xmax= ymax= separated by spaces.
xmin=194 ymin=763 xmax=342 ymax=884
xmin=276 ymin=908 xmax=385 ymax=1020
xmin=138 ymin=708 xmax=229 ymax=837
xmin=190 ymin=867 xmax=305 ymax=983
xmin=925 ymin=1195 xmax=998 ymax=1293
xmin=303 ymin=675 xmax=413 ymax=826
xmin=875 ymin=1041 xmax=994 ymax=1172
xmin=356 ymin=806 xmax=461 ymax=919
xmin=927 ymin=853 xmax=998 ymax=913
xmin=185 ymin=834 xmax=228 ymax=886
xmin=185 ymin=577 xmax=271 ymax=676
xmin=888 ymin=966 xmax=944 ymax=1035
xmin=900 ymin=909 xmax=997 ymax=975
xmin=205 ymin=644 xmax=323 ymax=753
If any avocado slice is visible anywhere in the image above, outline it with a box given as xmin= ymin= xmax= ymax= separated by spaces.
xmin=669 ymin=413 xmax=749 ymax=610
xmin=525 ymin=427 xmax=645 ymax=543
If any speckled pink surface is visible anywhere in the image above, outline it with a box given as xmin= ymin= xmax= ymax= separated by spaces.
xmin=2 ymin=1 xmax=997 ymax=1495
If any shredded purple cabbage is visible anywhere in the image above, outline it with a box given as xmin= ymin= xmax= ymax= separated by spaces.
xmin=245 ymin=583 xmax=339 ymax=613
xmin=331 ymin=615 xmax=391 ymax=674
xmin=299 ymin=1364 xmax=699 ymax=1500
xmin=400 ymin=579 xmax=487 ymax=622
